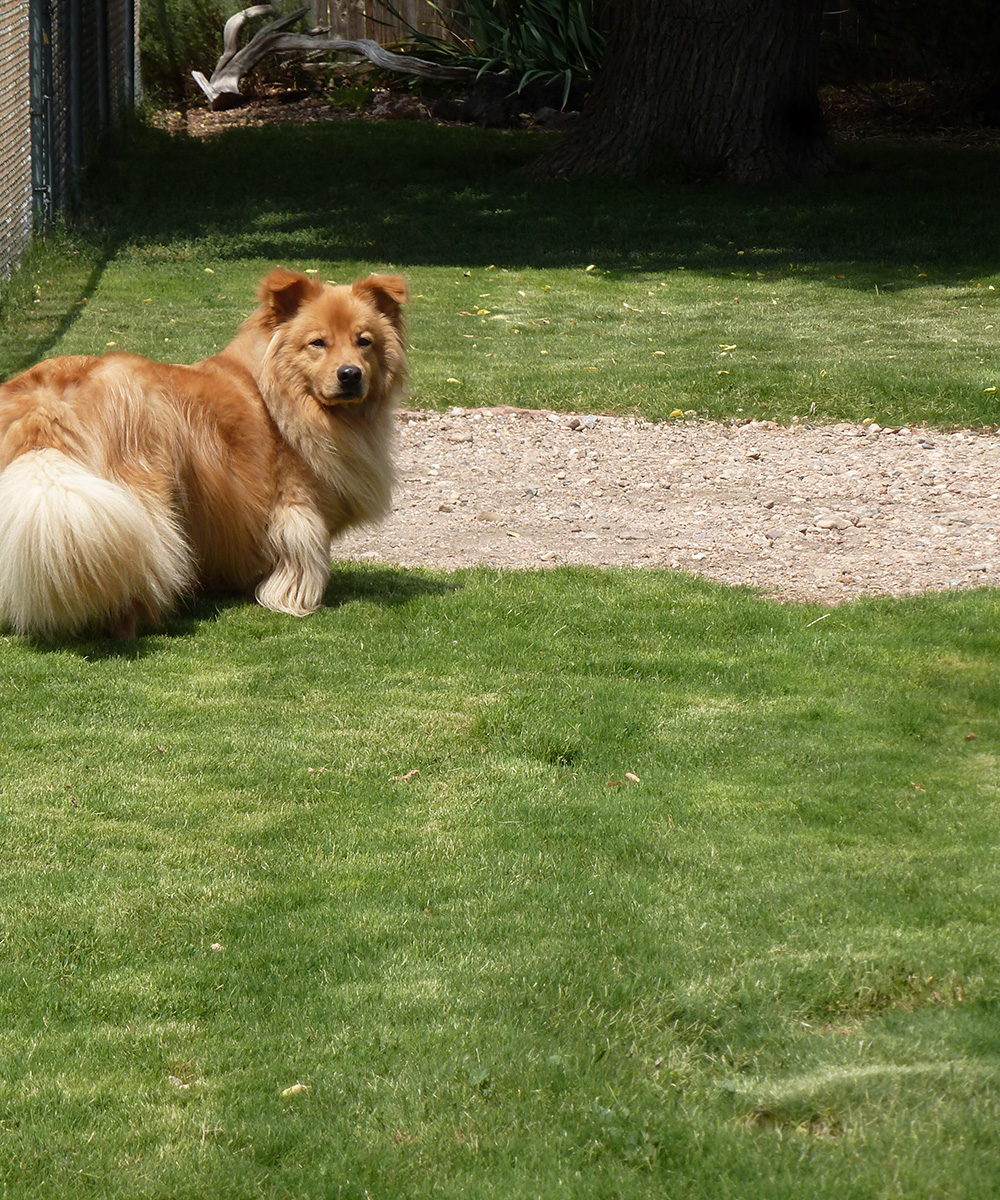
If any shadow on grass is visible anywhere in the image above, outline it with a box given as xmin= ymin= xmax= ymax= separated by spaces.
xmin=0 ymin=245 xmax=117 ymax=381
xmin=82 ymin=118 xmax=1000 ymax=286
xmin=19 ymin=565 xmax=457 ymax=658
xmin=323 ymin=563 xmax=459 ymax=608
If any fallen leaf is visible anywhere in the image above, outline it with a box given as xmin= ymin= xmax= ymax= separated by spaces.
xmin=625 ymin=772 xmax=641 ymax=784
xmin=281 ymin=1083 xmax=309 ymax=1098
xmin=964 ymin=732 xmax=978 ymax=741
xmin=607 ymin=780 xmax=623 ymax=788
xmin=910 ymin=782 xmax=926 ymax=792
xmin=392 ymin=769 xmax=421 ymax=782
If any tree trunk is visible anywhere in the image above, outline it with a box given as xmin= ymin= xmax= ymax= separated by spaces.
xmin=539 ymin=0 xmax=837 ymax=183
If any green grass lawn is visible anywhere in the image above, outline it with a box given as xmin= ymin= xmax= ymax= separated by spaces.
xmin=1 ymin=569 xmax=998 ymax=1198
xmin=0 ymin=116 xmax=999 ymax=1197
xmin=2 ymin=120 xmax=1000 ymax=426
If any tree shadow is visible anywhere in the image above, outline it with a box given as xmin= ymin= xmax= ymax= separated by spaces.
xmin=82 ymin=118 xmax=1000 ymax=289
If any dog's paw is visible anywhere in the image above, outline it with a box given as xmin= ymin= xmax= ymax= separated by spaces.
xmin=255 ymin=566 xmax=324 ymax=617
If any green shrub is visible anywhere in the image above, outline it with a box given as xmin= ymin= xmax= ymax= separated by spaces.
xmin=140 ymin=0 xmax=226 ymax=103
xmin=140 ymin=0 xmax=312 ymax=104
xmin=404 ymin=0 xmax=605 ymax=107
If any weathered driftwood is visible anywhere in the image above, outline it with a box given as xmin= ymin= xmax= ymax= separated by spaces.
xmin=193 ymin=4 xmax=475 ymax=110
xmin=192 ymin=5 xmax=302 ymax=108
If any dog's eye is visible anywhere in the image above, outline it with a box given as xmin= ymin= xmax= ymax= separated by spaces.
xmin=357 ymin=333 xmax=373 ymax=348
xmin=308 ymin=337 xmax=327 ymax=350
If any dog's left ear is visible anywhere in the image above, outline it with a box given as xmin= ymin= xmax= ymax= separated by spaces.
xmin=258 ymin=268 xmax=322 ymax=324
xmin=352 ymin=274 xmax=408 ymax=327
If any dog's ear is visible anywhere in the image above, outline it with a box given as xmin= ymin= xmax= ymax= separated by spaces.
xmin=352 ymin=274 xmax=408 ymax=328
xmin=257 ymin=268 xmax=321 ymax=323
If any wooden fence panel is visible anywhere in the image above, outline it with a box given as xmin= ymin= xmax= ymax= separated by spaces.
xmin=310 ymin=0 xmax=457 ymax=44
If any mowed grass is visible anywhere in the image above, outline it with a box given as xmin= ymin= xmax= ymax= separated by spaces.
xmin=0 ymin=116 xmax=999 ymax=1197
xmin=2 ymin=119 xmax=1000 ymax=426
xmin=0 ymin=568 xmax=998 ymax=1198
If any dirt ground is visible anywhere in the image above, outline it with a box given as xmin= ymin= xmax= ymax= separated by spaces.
xmin=336 ymin=408 xmax=999 ymax=604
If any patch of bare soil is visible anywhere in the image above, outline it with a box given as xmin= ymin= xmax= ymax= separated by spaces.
xmin=155 ymin=92 xmax=362 ymax=138
xmin=157 ymin=81 xmax=1000 ymax=143
xmin=337 ymin=409 xmax=1000 ymax=604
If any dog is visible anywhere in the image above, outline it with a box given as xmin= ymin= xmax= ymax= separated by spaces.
xmin=0 ymin=268 xmax=407 ymax=638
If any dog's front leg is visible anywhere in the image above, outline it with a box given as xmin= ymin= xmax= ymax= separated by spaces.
xmin=255 ymin=503 xmax=331 ymax=616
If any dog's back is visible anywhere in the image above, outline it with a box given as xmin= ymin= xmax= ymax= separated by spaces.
xmin=0 ymin=353 xmax=274 ymax=637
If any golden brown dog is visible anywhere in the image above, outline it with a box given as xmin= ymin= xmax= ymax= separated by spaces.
xmin=0 ymin=268 xmax=407 ymax=637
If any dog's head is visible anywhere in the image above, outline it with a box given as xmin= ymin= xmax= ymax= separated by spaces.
xmin=255 ymin=268 xmax=408 ymax=412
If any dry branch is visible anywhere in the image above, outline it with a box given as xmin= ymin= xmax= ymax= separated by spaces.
xmin=193 ymin=4 xmax=475 ymax=110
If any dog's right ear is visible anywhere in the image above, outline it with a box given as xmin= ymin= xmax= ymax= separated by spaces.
xmin=256 ymin=268 xmax=321 ymax=324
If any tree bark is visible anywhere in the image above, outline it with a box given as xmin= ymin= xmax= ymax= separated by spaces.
xmin=539 ymin=0 xmax=837 ymax=183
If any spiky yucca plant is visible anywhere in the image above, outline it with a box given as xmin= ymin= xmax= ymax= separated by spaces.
xmin=398 ymin=0 xmax=604 ymax=107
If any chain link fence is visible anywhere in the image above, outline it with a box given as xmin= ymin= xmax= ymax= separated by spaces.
xmin=0 ymin=0 xmax=139 ymax=280
xmin=1 ymin=2 xmax=456 ymax=280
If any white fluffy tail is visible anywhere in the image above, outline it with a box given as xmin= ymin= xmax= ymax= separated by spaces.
xmin=0 ymin=449 xmax=194 ymax=637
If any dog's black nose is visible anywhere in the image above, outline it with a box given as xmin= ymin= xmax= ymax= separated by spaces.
xmin=337 ymin=364 xmax=363 ymax=391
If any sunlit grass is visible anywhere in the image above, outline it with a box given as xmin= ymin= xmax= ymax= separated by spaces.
xmin=0 ymin=569 xmax=998 ymax=1197
xmin=0 ymin=116 xmax=998 ymax=1197
xmin=3 ymin=120 xmax=1000 ymax=426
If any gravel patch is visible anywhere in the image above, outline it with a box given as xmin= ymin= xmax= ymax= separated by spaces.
xmin=337 ymin=408 xmax=1000 ymax=604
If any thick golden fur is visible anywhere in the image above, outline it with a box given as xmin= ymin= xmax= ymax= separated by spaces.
xmin=0 ymin=269 xmax=407 ymax=637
